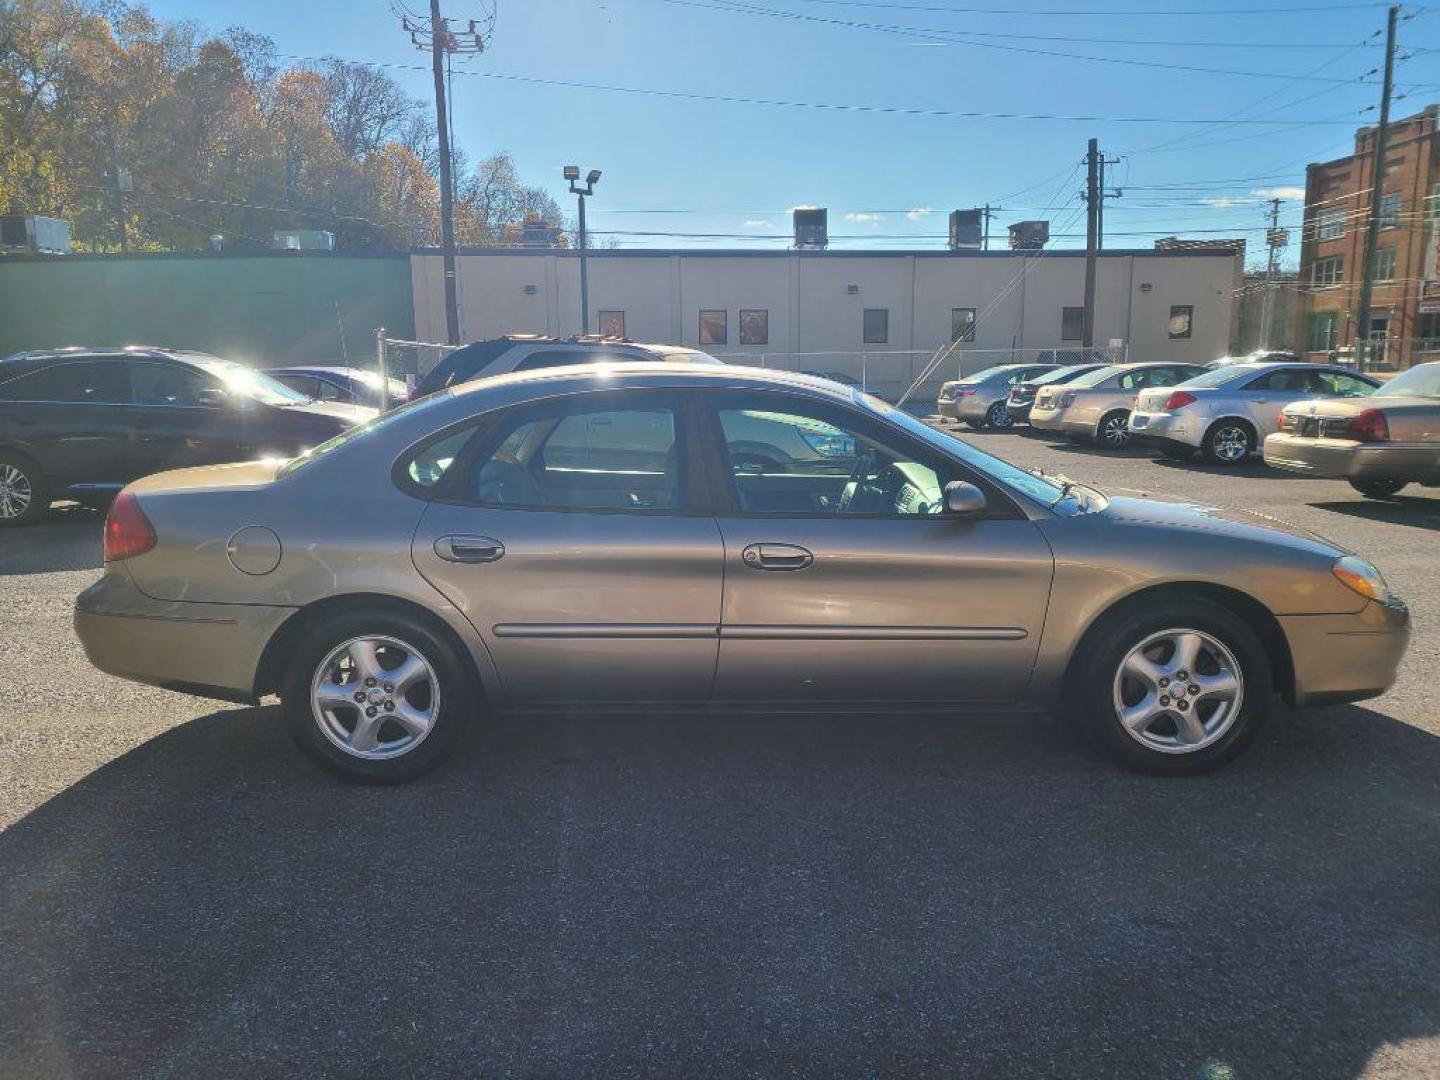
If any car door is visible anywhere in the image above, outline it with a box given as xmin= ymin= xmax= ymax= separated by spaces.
xmin=410 ymin=389 xmax=725 ymax=702
xmin=129 ymin=360 xmax=250 ymax=473
xmin=0 ymin=358 xmax=133 ymax=488
xmin=701 ymin=389 xmax=1054 ymax=704
xmin=1237 ymin=368 xmax=1319 ymax=436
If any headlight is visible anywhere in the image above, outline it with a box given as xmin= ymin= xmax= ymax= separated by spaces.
xmin=1332 ymin=555 xmax=1391 ymax=602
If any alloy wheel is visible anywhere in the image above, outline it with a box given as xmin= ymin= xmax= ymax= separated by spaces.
xmin=1099 ymin=414 xmax=1130 ymax=448
xmin=1112 ymin=628 xmax=1244 ymax=754
xmin=310 ymin=635 xmax=440 ymax=760
xmin=1211 ymin=424 xmax=1251 ymax=464
xmin=0 ymin=464 xmax=33 ymax=520
xmin=988 ymin=402 xmax=1014 ymax=429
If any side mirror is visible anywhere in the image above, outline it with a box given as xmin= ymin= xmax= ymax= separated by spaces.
xmin=196 ymin=387 xmax=230 ymax=408
xmin=944 ymin=480 xmax=987 ymax=517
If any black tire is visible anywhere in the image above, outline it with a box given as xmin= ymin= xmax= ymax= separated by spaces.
xmin=986 ymin=401 xmax=1015 ymax=429
xmin=1064 ymin=597 xmax=1271 ymax=776
xmin=0 ymin=450 xmax=49 ymax=527
xmin=282 ymin=609 xmax=476 ymax=783
xmin=1349 ymin=477 xmax=1407 ymax=499
xmin=1202 ymin=419 xmax=1256 ymax=466
xmin=1095 ymin=410 xmax=1132 ymax=450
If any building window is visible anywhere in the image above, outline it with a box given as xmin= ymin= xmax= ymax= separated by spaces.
xmin=739 ymin=309 xmax=769 ymax=345
xmin=1427 ymin=183 xmax=1440 ymax=221
xmin=1060 ymin=306 xmax=1085 ymax=341
xmin=598 ymin=310 xmax=625 ymax=338
xmin=862 ymin=308 xmax=889 ymax=345
xmin=1379 ymin=192 xmax=1401 ymax=228
xmin=1373 ymin=247 xmax=1396 ymax=282
xmin=699 ymin=309 xmax=727 ymax=346
xmin=1316 ymin=207 xmax=1346 ymax=240
xmin=1312 ymin=256 xmax=1342 ymax=287
xmin=1417 ymin=311 xmax=1440 ymax=348
xmin=1307 ymin=311 xmax=1339 ymax=353
xmin=951 ymin=307 xmax=976 ymax=342
xmin=1168 ymin=305 xmax=1193 ymax=340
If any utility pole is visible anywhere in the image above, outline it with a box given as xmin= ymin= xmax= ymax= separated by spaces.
xmin=400 ymin=4 xmax=489 ymax=346
xmin=1095 ymin=153 xmax=1121 ymax=248
xmin=1259 ymin=197 xmax=1286 ymax=350
xmin=982 ymin=203 xmax=992 ymax=251
xmin=1082 ymin=138 xmax=1099 ymax=348
xmin=566 ymin=166 xmax=602 ymax=334
xmin=1355 ymin=3 xmax=1399 ymax=372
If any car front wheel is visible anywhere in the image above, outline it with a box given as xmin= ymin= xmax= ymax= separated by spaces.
xmin=1067 ymin=598 xmax=1270 ymax=775
xmin=0 ymin=452 xmax=48 ymax=526
xmin=986 ymin=401 xmax=1014 ymax=429
xmin=282 ymin=610 xmax=473 ymax=783
xmin=1096 ymin=410 xmax=1131 ymax=450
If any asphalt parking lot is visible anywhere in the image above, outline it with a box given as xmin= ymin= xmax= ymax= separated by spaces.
xmin=1 ymin=429 xmax=1437 ymax=1079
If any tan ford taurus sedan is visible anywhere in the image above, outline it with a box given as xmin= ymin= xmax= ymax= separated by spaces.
xmin=75 ymin=365 xmax=1410 ymax=783
xmin=1265 ymin=360 xmax=1440 ymax=498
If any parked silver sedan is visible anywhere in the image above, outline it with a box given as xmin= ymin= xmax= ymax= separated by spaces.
xmin=936 ymin=364 xmax=1059 ymax=428
xmin=75 ymin=365 xmax=1409 ymax=782
xmin=1029 ymin=362 xmax=1208 ymax=448
xmin=1265 ymin=360 xmax=1440 ymax=497
xmin=1128 ymin=362 xmax=1379 ymax=465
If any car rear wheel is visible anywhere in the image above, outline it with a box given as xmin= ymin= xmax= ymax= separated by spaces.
xmin=282 ymin=610 xmax=473 ymax=783
xmin=0 ymin=453 xmax=48 ymax=527
xmin=1202 ymin=420 xmax=1255 ymax=465
xmin=1349 ymin=477 xmax=1407 ymax=499
xmin=986 ymin=401 xmax=1014 ymax=429
xmin=1067 ymin=598 xmax=1270 ymax=775
xmin=1096 ymin=410 xmax=1131 ymax=450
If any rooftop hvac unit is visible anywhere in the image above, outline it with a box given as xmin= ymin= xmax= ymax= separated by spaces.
xmin=271 ymin=229 xmax=335 ymax=251
xmin=793 ymin=208 xmax=828 ymax=250
xmin=0 ymin=215 xmax=72 ymax=254
xmin=1008 ymin=220 xmax=1049 ymax=250
xmin=948 ymin=209 xmax=983 ymax=250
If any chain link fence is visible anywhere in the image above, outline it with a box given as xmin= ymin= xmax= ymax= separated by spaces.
xmin=375 ymin=331 xmax=1124 ymax=410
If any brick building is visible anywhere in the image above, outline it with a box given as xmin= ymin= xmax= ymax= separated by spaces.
xmin=1296 ymin=105 xmax=1440 ymax=369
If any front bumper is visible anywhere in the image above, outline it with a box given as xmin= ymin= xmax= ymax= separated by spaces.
xmin=75 ymin=569 xmax=295 ymax=703
xmin=1280 ymin=597 xmax=1411 ymax=708
xmin=1264 ymin=433 xmax=1440 ymax=483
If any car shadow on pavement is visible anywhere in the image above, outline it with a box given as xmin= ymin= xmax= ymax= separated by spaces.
xmin=1148 ymin=456 xmax=1295 ymax=481
xmin=0 ymin=506 xmax=104 ymax=575
xmin=1311 ymin=496 xmax=1440 ymax=531
xmin=1 ymin=702 xmax=1436 ymax=1077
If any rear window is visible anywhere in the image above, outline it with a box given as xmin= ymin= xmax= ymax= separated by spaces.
xmin=1376 ymin=363 xmax=1440 ymax=398
xmin=0 ymin=359 xmax=129 ymax=403
xmin=1179 ymin=367 xmax=1249 ymax=389
xmin=1028 ymin=366 xmax=1092 ymax=387
xmin=1069 ymin=365 xmax=1122 ymax=388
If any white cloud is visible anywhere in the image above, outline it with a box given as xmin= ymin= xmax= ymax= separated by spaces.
xmin=1251 ymin=186 xmax=1305 ymax=201
xmin=743 ymin=219 xmax=774 ymax=229
xmin=1201 ymin=196 xmax=1255 ymax=209
xmin=907 ymin=206 xmax=933 ymax=221
xmin=844 ymin=212 xmax=885 ymax=224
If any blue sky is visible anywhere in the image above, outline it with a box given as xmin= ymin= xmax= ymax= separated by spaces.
xmin=145 ymin=0 xmax=1438 ymax=264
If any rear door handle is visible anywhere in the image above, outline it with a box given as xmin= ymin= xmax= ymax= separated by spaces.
xmin=434 ymin=534 xmax=505 ymax=564
xmin=741 ymin=543 xmax=813 ymax=571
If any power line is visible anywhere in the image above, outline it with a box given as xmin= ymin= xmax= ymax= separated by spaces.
xmin=275 ymin=52 xmax=1372 ymax=125
xmin=773 ymin=0 xmax=1393 ymax=13
xmin=662 ymin=0 xmax=1391 ymax=83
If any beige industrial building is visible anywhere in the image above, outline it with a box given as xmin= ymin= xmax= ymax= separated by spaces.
xmin=411 ymin=247 xmax=1240 ymax=396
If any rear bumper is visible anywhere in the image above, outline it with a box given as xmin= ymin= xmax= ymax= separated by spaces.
xmin=1127 ymin=410 xmax=1205 ymax=450
xmin=1264 ymin=433 xmax=1440 ymax=483
xmin=1006 ymin=399 xmax=1035 ymax=422
xmin=1030 ymin=408 xmax=1093 ymax=437
xmin=75 ymin=570 xmax=294 ymax=703
xmin=937 ymin=396 xmax=988 ymax=421
xmin=1279 ymin=598 xmax=1411 ymax=708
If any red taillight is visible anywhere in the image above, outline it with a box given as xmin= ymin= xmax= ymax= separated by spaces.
xmin=1163 ymin=391 xmax=1197 ymax=411
xmin=103 ymin=491 xmax=156 ymax=562
xmin=1347 ymin=408 xmax=1390 ymax=443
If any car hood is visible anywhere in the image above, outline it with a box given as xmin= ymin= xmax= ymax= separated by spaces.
xmin=1096 ymin=494 xmax=1347 ymax=558
xmin=279 ymin=399 xmax=378 ymax=424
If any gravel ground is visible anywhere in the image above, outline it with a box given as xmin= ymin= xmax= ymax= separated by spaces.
xmin=0 ymin=430 xmax=1437 ymax=1079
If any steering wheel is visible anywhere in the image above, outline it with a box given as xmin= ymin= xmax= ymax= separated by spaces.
xmin=837 ymin=449 xmax=876 ymax=513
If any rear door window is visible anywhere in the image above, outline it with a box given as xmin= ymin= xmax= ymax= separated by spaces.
xmin=0 ymin=359 xmax=129 ymax=403
xmin=132 ymin=362 xmax=217 ymax=407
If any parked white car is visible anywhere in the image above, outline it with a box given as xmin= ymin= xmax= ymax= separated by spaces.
xmin=1128 ymin=362 xmax=1379 ymax=465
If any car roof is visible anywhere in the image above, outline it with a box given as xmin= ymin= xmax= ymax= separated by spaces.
xmin=447 ymin=360 xmax=853 ymax=403
xmin=269 ymin=365 xmax=365 ymax=378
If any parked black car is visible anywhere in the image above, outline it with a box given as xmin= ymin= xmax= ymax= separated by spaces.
xmin=268 ymin=365 xmax=409 ymax=409
xmin=1004 ymin=363 xmax=1111 ymax=424
xmin=0 ymin=347 xmax=375 ymax=525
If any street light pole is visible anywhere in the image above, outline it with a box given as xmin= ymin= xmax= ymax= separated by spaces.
xmin=566 ymin=166 xmax=601 ymax=335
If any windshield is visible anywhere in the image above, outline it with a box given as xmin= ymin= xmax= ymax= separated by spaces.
xmin=1068 ymin=365 xmax=1123 ymax=389
xmin=858 ymin=393 xmax=1088 ymax=509
xmin=351 ymin=370 xmax=408 ymax=396
xmin=1375 ymin=363 xmax=1440 ymax=398
xmin=178 ymin=354 xmax=310 ymax=406
xmin=664 ymin=349 xmax=723 ymax=365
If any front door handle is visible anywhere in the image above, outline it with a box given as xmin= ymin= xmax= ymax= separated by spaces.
xmin=741 ymin=543 xmax=813 ymax=571
xmin=434 ymin=534 xmax=505 ymax=564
